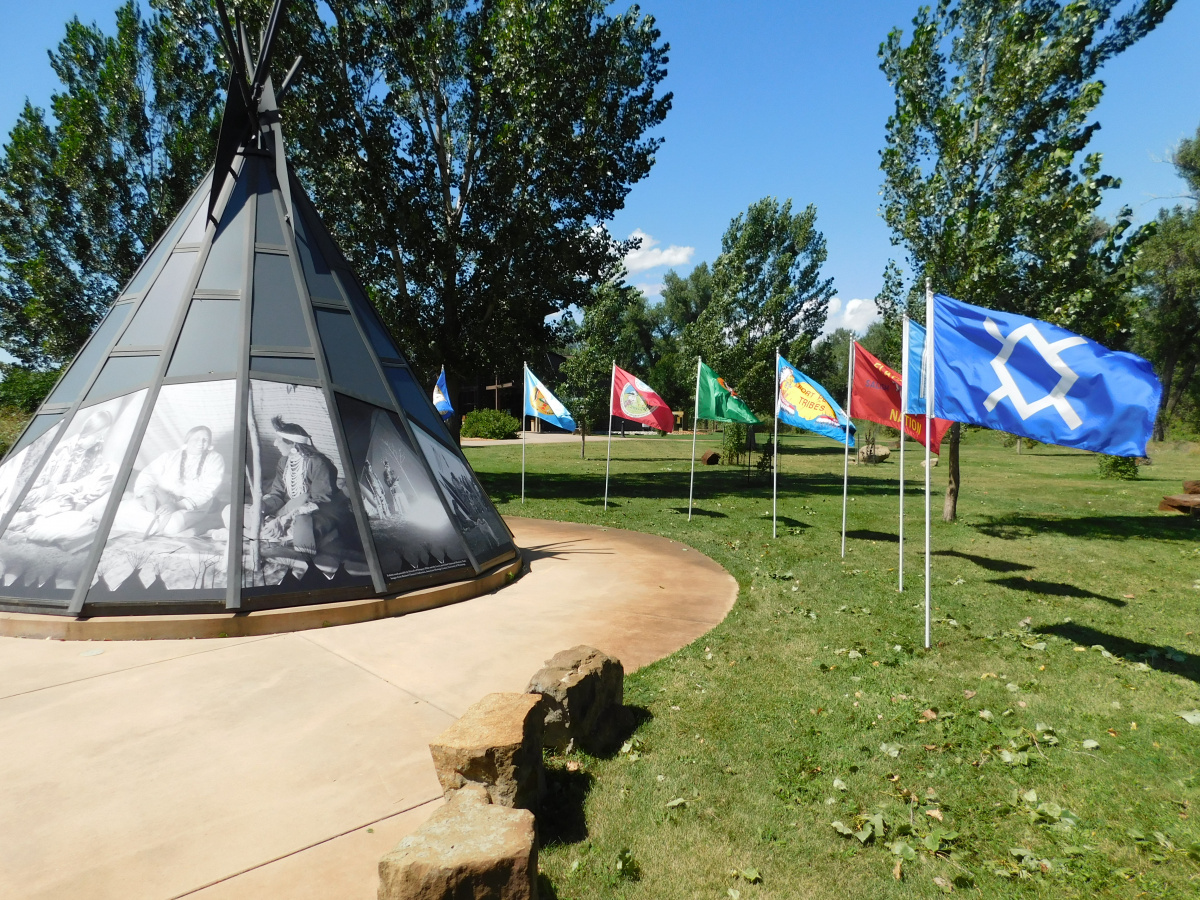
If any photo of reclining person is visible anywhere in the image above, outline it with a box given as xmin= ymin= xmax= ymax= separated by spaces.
xmin=112 ymin=426 xmax=226 ymax=537
xmin=258 ymin=416 xmax=355 ymax=557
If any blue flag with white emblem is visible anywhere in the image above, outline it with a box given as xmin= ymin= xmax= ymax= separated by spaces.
xmin=432 ymin=367 xmax=454 ymax=421
xmin=931 ymin=293 xmax=1161 ymax=457
xmin=524 ymin=366 xmax=576 ymax=432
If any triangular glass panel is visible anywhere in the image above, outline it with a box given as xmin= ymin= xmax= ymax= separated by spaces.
xmin=124 ymin=173 xmax=212 ymax=297
xmin=117 ymin=252 xmax=199 ymax=348
xmin=168 ymin=297 xmax=242 ymax=377
xmin=314 ymin=309 xmax=392 ymax=407
xmin=0 ymin=419 xmax=63 ymax=522
xmin=293 ymin=204 xmax=342 ymax=301
xmin=84 ymin=355 xmax=159 ymax=404
xmin=0 ymin=389 xmax=147 ymax=605
xmin=250 ymin=356 xmax=318 ymax=380
xmin=89 ymin=381 xmax=235 ymax=606
xmin=197 ymin=162 xmax=252 ymax=292
xmin=339 ymin=271 xmax=405 ymax=362
xmin=335 ymin=393 xmax=472 ymax=585
xmin=46 ymin=303 xmax=133 ymax=405
xmin=383 ymin=365 xmax=456 ymax=447
xmin=408 ymin=420 xmax=513 ymax=567
xmin=241 ymin=379 xmax=371 ymax=595
xmin=255 ymin=168 xmax=288 ymax=247
xmin=251 ymin=253 xmax=311 ymax=348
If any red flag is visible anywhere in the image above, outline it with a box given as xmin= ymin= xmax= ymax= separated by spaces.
xmin=611 ymin=365 xmax=674 ymax=432
xmin=851 ymin=342 xmax=951 ymax=453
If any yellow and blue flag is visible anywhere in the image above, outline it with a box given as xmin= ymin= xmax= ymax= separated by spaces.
xmin=776 ymin=355 xmax=855 ymax=446
xmin=931 ymin=293 xmax=1161 ymax=457
xmin=432 ymin=367 xmax=454 ymax=421
xmin=524 ymin=366 xmax=576 ymax=432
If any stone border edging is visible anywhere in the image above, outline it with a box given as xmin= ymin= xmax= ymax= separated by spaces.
xmin=0 ymin=555 xmax=522 ymax=641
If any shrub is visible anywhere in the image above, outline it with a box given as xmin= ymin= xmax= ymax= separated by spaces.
xmin=460 ymin=408 xmax=520 ymax=440
xmin=721 ymin=422 xmax=747 ymax=466
xmin=1097 ymin=454 xmax=1139 ymax=480
xmin=0 ymin=364 xmax=60 ymax=413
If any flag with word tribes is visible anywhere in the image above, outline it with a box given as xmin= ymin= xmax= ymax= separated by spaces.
xmin=611 ymin=365 xmax=674 ymax=432
xmin=776 ymin=355 xmax=854 ymax=446
xmin=931 ymin=293 xmax=1161 ymax=457
xmin=524 ymin=366 xmax=576 ymax=432
xmin=852 ymin=342 xmax=952 ymax=453
xmin=697 ymin=361 xmax=760 ymax=425
xmin=432 ymin=367 xmax=454 ymax=421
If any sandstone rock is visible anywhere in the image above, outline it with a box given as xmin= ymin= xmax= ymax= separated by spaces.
xmin=378 ymin=784 xmax=538 ymax=900
xmin=429 ymin=693 xmax=545 ymax=809
xmin=701 ymin=449 xmax=720 ymax=465
xmin=921 ymin=457 xmax=939 ymax=468
xmin=857 ymin=445 xmax=891 ymax=464
xmin=1184 ymin=479 xmax=1199 ymax=494
xmin=526 ymin=645 xmax=624 ymax=753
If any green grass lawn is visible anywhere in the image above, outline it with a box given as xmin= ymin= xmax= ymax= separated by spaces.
xmin=465 ymin=428 xmax=1200 ymax=899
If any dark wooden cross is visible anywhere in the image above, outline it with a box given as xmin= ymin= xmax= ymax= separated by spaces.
xmin=485 ymin=374 xmax=513 ymax=410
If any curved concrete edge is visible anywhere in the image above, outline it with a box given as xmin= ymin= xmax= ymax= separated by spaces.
xmin=0 ymin=554 xmax=523 ymax=641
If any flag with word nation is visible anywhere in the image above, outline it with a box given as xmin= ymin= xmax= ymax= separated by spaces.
xmin=852 ymin=342 xmax=951 ymax=453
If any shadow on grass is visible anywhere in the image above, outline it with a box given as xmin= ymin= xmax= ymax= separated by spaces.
xmin=668 ymin=506 xmax=727 ymax=518
xmin=990 ymin=576 xmax=1127 ymax=607
xmin=934 ymin=549 xmax=1033 ymax=572
xmin=846 ymin=529 xmax=899 ymax=543
xmin=971 ymin=513 xmax=1197 ymax=542
xmin=1036 ymin=622 xmax=1200 ymax=685
xmin=773 ymin=516 xmax=809 ymax=529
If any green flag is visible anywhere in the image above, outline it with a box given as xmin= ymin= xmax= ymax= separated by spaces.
xmin=696 ymin=361 xmax=761 ymax=425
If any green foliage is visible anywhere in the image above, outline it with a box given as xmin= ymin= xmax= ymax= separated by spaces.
xmin=460 ymin=408 xmax=520 ymax=440
xmin=1097 ymin=454 xmax=1139 ymax=480
xmin=0 ymin=364 xmax=61 ymax=413
xmin=721 ymin=422 xmax=747 ymax=467
xmin=686 ymin=198 xmax=834 ymax=416
xmin=0 ymin=1 xmax=220 ymax=366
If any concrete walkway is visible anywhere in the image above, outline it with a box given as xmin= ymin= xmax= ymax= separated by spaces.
xmin=0 ymin=517 xmax=736 ymax=900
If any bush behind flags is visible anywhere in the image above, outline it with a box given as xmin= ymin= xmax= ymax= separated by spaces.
xmin=697 ymin=361 xmax=760 ymax=425
xmin=776 ymin=355 xmax=854 ymax=446
xmin=853 ymin=342 xmax=951 ymax=453
xmin=931 ymin=294 xmax=1161 ymax=457
xmin=612 ymin=365 xmax=674 ymax=432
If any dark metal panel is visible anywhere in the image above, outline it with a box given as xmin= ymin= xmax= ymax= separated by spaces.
xmin=124 ymin=172 xmax=212 ymax=297
xmin=314 ymin=309 xmax=392 ymax=407
xmin=116 ymin=252 xmax=199 ymax=348
xmin=45 ymin=305 xmax=134 ymax=406
xmin=83 ymin=356 xmax=160 ymax=405
xmin=250 ymin=356 xmax=319 ymax=380
xmin=197 ymin=171 xmax=252 ymax=292
xmin=168 ymin=297 xmax=243 ymax=377
xmin=383 ymin=366 xmax=457 ymax=449
xmin=9 ymin=413 xmax=62 ymax=456
xmin=251 ymin=252 xmax=311 ymax=348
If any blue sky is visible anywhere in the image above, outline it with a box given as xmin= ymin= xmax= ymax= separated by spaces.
xmin=3 ymin=0 xmax=1199 ymax=339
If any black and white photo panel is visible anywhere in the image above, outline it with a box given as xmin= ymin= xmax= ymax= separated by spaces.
xmin=335 ymin=394 xmax=472 ymax=584
xmin=0 ymin=391 xmax=147 ymax=603
xmin=0 ymin=422 xmax=63 ymax=524
xmin=89 ymin=381 xmax=236 ymax=601
xmin=409 ymin=421 xmax=513 ymax=566
xmin=243 ymin=380 xmax=372 ymax=593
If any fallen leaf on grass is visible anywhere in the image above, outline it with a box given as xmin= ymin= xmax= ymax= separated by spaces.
xmin=933 ymin=875 xmax=954 ymax=893
xmin=1107 ymin=728 xmax=1119 ymax=737
xmin=666 ymin=797 xmax=687 ymax=809
xmin=921 ymin=709 xmax=938 ymax=721
xmin=893 ymin=858 xmax=903 ymax=880
xmin=1123 ymin=594 xmax=1134 ymax=599
xmin=1177 ymin=710 xmax=1200 ymax=725
xmin=963 ymin=690 xmax=976 ymax=700
xmin=926 ymin=809 xmax=944 ymax=822
xmin=833 ymin=778 xmax=848 ymax=791
xmin=1082 ymin=739 xmax=1100 ymax=750
xmin=978 ymin=710 xmax=994 ymax=722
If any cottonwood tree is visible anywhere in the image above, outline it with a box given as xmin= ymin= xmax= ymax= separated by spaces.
xmin=0 ymin=2 xmax=220 ymax=367
xmin=878 ymin=0 xmax=1175 ymax=520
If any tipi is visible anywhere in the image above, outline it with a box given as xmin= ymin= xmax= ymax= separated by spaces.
xmin=0 ymin=0 xmax=516 ymax=617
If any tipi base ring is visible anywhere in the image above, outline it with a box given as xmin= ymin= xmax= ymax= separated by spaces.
xmin=0 ymin=553 xmax=522 ymax=641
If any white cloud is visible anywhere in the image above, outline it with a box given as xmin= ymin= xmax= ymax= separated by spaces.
xmin=634 ymin=281 xmax=665 ymax=299
xmin=823 ymin=297 xmax=879 ymax=335
xmin=622 ymin=229 xmax=694 ymax=274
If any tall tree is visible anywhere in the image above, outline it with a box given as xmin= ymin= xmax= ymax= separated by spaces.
xmin=0 ymin=2 xmax=220 ymax=367
xmin=686 ymin=197 xmax=835 ymax=416
xmin=1135 ymin=124 xmax=1200 ymax=440
xmin=878 ymin=0 xmax=1175 ymax=520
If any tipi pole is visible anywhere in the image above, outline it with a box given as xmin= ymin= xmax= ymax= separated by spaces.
xmin=924 ymin=279 xmax=934 ymax=650
xmin=772 ymin=348 xmax=779 ymax=539
xmin=604 ymin=360 xmax=615 ymax=510
xmin=521 ymin=361 xmax=527 ymax=504
xmin=899 ymin=317 xmax=909 ymax=592
xmin=840 ymin=339 xmax=854 ymax=558
xmin=688 ymin=356 xmax=701 ymax=521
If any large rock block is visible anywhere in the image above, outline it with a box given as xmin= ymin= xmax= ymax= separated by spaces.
xmin=526 ymin=645 xmax=624 ymax=753
xmin=429 ymin=693 xmax=545 ymax=809
xmin=378 ymin=785 xmax=538 ymax=900
xmin=857 ymin=445 xmax=891 ymax=464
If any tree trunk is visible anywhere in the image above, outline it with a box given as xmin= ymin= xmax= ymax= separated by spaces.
xmin=943 ymin=422 xmax=961 ymax=522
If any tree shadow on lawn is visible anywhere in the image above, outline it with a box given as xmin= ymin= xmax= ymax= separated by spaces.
xmin=772 ymin=516 xmax=809 ymax=529
xmin=1036 ymin=622 xmax=1200 ymax=685
xmin=846 ymin=529 xmax=899 ymax=543
xmin=971 ymin=513 xmax=1198 ymax=542
xmin=990 ymin=576 xmax=1126 ymax=607
xmin=667 ymin=506 xmax=727 ymax=518
xmin=934 ymin=549 xmax=1033 ymax=573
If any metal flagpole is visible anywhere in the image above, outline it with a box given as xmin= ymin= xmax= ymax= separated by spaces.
xmin=521 ymin=362 xmax=527 ymax=504
xmin=688 ymin=356 xmax=701 ymax=521
xmin=604 ymin=360 xmax=615 ymax=510
xmin=841 ymin=339 xmax=854 ymax=558
xmin=899 ymin=318 xmax=909 ymax=591
xmin=924 ymin=279 xmax=934 ymax=650
xmin=772 ymin=349 xmax=780 ymax=539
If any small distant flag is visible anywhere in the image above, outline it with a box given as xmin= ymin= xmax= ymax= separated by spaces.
xmin=696 ymin=361 xmax=760 ymax=425
xmin=852 ymin=342 xmax=951 ymax=453
xmin=776 ymin=355 xmax=854 ymax=446
xmin=524 ymin=366 xmax=575 ymax=432
xmin=432 ymin=367 xmax=453 ymax=421
xmin=931 ymin=293 xmax=1161 ymax=457
xmin=611 ymin=365 xmax=674 ymax=433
